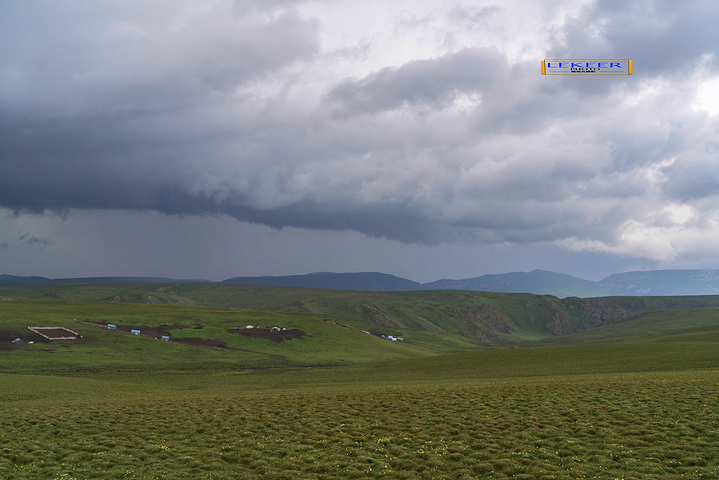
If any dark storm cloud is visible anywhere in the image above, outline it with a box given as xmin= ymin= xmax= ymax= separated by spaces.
xmin=0 ymin=2 xmax=319 ymax=211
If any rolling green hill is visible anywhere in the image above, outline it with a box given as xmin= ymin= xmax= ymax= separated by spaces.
xmin=2 ymin=281 xmax=719 ymax=378
xmin=0 ymin=298 xmax=437 ymax=375
xmin=0 ymin=282 xmax=633 ymax=347
xmin=2 ymin=293 xmax=719 ymax=381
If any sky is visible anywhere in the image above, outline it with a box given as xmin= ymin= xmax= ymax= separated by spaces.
xmin=2 ymin=0 xmax=719 ymax=283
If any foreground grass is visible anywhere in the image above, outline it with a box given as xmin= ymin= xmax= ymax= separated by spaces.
xmin=1 ymin=370 xmax=718 ymax=479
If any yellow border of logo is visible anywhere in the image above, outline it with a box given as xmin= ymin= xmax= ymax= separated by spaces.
xmin=541 ymin=60 xmax=632 ymax=75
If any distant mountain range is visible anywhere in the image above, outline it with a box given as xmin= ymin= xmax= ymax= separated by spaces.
xmin=4 ymin=270 xmax=719 ymax=298
xmin=0 ymin=274 xmax=210 ymax=285
xmin=419 ymin=270 xmax=616 ymax=298
xmin=222 ymin=272 xmax=420 ymax=291
xmin=0 ymin=274 xmax=49 ymax=285
xmin=599 ymin=270 xmax=719 ymax=296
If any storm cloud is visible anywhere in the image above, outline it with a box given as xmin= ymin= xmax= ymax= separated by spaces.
xmin=2 ymin=0 xmax=719 ymax=279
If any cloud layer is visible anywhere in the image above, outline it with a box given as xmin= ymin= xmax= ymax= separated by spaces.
xmin=2 ymin=0 xmax=719 ymax=265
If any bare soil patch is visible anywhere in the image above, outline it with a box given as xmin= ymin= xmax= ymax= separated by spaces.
xmin=0 ymin=328 xmax=47 ymax=349
xmin=230 ymin=327 xmax=306 ymax=343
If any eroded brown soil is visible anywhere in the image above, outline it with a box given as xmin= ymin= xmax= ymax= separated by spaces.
xmin=0 ymin=328 xmax=47 ymax=349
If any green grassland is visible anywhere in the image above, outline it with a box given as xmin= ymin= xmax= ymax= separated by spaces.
xmin=2 ymin=368 xmax=719 ymax=479
xmin=0 ymin=299 xmax=438 ymax=375
xmin=0 ymin=282 xmax=652 ymax=347
xmin=2 ymin=283 xmax=719 ymax=478
xmin=535 ymin=306 xmax=719 ymax=345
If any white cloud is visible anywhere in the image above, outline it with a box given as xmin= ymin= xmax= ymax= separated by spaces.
xmin=558 ymin=202 xmax=719 ymax=262
xmin=692 ymin=76 xmax=719 ymax=115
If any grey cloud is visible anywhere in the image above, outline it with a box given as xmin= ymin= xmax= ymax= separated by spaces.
xmin=0 ymin=3 xmax=319 ymax=118
xmin=3 ymin=0 xmax=719 ymax=252
xmin=447 ymin=5 xmax=500 ymax=25
xmin=326 ymin=48 xmax=508 ymax=115
xmin=550 ymin=0 xmax=719 ymax=84
xmin=325 ymin=48 xmax=560 ymax=138
xmin=0 ymin=1 xmax=319 ymax=212
xmin=663 ymin=154 xmax=719 ymax=200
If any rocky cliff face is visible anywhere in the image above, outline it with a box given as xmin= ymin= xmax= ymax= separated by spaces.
xmin=345 ymin=296 xmax=628 ymax=343
xmin=544 ymin=300 xmax=572 ymax=335
xmin=547 ymin=297 xmax=628 ymax=335
xmin=439 ymin=297 xmax=629 ymax=339
xmin=445 ymin=304 xmax=511 ymax=343
xmin=362 ymin=304 xmax=396 ymax=327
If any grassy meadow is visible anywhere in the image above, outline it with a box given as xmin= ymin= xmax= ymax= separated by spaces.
xmin=1 ymin=283 xmax=719 ymax=479
xmin=0 ymin=281 xmax=670 ymax=348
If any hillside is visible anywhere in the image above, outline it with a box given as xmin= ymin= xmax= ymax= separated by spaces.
xmin=4 ymin=281 xmax=719 ymax=365
xmin=2 ymin=288 xmax=719 ymax=379
xmin=0 ymin=281 xmax=634 ymax=348
xmin=534 ymin=306 xmax=719 ymax=345
xmin=0 ymin=298 xmax=433 ymax=375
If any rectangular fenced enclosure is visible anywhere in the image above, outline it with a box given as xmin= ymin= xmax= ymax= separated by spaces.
xmin=27 ymin=326 xmax=80 ymax=340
